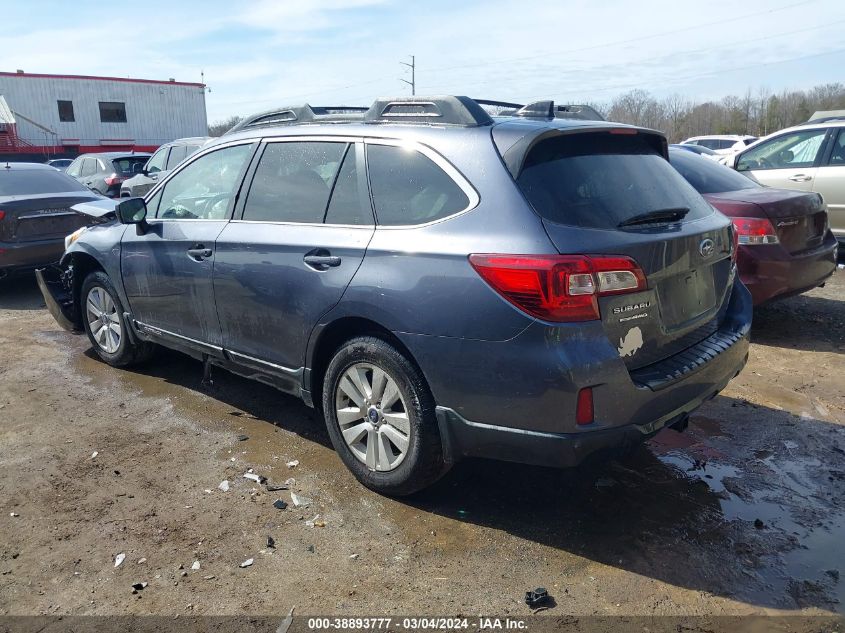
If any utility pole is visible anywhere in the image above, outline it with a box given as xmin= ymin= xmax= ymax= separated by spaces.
xmin=399 ymin=55 xmax=415 ymax=96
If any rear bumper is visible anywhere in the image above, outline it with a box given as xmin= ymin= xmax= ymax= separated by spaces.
xmin=399 ymin=281 xmax=752 ymax=468
xmin=737 ymin=231 xmax=838 ymax=305
xmin=0 ymin=239 xmax=64 ymax=277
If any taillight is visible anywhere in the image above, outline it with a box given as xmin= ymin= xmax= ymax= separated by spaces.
xmin=731 ymin=217 xmax=778 ymax=245
xmin=576 ymin=387 xmax=594 ymax=425
xmin=0 ymin=210 xmax=5 ymax=222
xmin=468 ymin=254 xmax=646 ymax=323
xmin=104 ymin=174 xmax=124 ymax=187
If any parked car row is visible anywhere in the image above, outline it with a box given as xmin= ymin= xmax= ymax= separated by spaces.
xmin=3 ymin=95 xmax=837 ymax=496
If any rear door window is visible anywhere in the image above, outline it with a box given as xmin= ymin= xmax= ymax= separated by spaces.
xmin=242 ymin=141 xmax=346 ymax=223
xmin=367 ymin=144 xmax=470 ymax=225
xmin=324 ymin=144 xmax=373 ymax=225
xmin=516 ymin=132 xmax=714 ymax=229
xmin=80 ymin=159 xmax=97 ymax=177
xmin=826 ymin=129 xmax=845 ymax=165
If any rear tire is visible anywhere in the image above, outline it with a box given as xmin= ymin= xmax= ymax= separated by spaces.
xmin=322 ymin=336 xmax=448 ymax=496
xmin=80 ymin=271 xmax=154 ymax=367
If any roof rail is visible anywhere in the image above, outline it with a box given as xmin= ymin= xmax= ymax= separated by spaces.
xmin=225 ymin=96 xmax=603 ymax=135
xmin=473 ymin=98 xmax=605 ymax=121
xmin=805 ymin=115 xmax=845 ymax=124
xmin=364 ymin=96 xmax=492 ymax=126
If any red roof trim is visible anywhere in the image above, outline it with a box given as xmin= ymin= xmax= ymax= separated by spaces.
xmin=0 ymin=72 xmax=205 ymax=88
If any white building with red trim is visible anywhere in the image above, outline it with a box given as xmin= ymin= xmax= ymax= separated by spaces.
xmin=0 ymin=71 xmax=207 ymax=158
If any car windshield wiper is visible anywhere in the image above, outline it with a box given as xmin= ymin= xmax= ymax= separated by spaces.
xmin=617 ymin=207 xmax=689 ymax=228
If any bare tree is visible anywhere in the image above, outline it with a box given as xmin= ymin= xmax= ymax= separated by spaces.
xmin=208 ymin=115 xmax=243 ymax=137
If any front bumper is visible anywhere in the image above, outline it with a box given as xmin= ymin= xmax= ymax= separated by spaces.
xmin=35 ymin=265 xmax=80 ymax=333
xmin=737 ymin=231 xmax=838 ymax=305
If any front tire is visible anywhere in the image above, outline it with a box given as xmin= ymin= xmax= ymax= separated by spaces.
xmin=322 ymin=336 xmax=448 ymax=496
xmin=80 ymin=271 xmax=153 ymax=367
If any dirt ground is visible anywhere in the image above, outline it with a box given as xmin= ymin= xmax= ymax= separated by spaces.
xmin=1 ymin=269 xmax=844 ymax=621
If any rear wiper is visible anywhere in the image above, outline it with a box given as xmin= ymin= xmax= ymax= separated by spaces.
xmin=618 ymin=207 xmax=689 ymax=228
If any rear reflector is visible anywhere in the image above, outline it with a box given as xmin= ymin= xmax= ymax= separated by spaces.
xmin=732 ymin=217 xmax=779 ymax=245
xmin=468 ymin=254 xmax=646 ymax=322
xmin=576 ymin=387 xmax=594 ymax=425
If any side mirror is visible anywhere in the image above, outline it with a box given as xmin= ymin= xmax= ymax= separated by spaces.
xmin=116 ymin=197 xmax=149 ymax=234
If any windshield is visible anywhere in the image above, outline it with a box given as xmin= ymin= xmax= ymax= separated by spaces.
xmin=0 ymin=169 xmax=89 ymax=196
xmin=669 ymin=148 xmax=759 ymax=194
xmin=516 ymin=132 xmax=714 ymax=229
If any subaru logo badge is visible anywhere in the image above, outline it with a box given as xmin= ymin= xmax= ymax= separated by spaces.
xmin=368 ymin=409 xmax=379 ymax=423
xmin=699 ymin=238 xmax=715 ymax=258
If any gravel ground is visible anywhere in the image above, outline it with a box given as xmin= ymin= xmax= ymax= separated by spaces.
xmin=0 ymin=270 xmax=843 ymax=621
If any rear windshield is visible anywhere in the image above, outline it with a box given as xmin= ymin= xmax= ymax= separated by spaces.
xmin=0 ymin=169 xmax=89 ymax=196
xmin=669 ymin=148 xmax=759 ymax=194
xmin=517 ymin=132 xmax=714 ymax=229
xmin=112 ymin=157 xmax=149 ymax=174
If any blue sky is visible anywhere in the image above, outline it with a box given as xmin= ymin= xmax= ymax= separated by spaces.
xmin=3 ymin=0 xmax=845 ymax=123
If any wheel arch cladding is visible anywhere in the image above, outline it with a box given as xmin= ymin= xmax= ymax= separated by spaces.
xmin=64 ymin=251 xmax=105 ymax=329
xmin=306 ymin=316 xmax=426 ymax=410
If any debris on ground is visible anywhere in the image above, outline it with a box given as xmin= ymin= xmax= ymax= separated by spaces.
xmin=90 ymin=451 xmax=98 ymax=460
xmin=273 ymin=499 xmax=288 ymax=510
xmin=191 ymin=560 xmax=201 ymax=571
xmin=284 ymin=478 xmax=296 ymax=487
xmin=203 ymin=575 xmax=215 ymax=580
xmin=244 ymin=472 xmax=266 ymax=484
xmin=276 ymin=607 xmax=295 ymax=633
xmin=239 ymin=558 xmax=254 ymax=568
xmin=306 ymin=545 xmax=315 ymax=553
xmin=286 ymin=460 xmax=299 ymax=469
xmin=137 ymin=558 xmax=147 ymax=564
xmin=9 ymin=512 xmax=18 ymax=517
xmin=114 ymin=553 xmax=125 ymax=568
xmin=524 ymin=587 xmax=552 ymax=608
xmin=349 ymin=554 xmax=359 ymax=560
xmin=131 ymin=581 xmax=147 ymax=593
xmin=291 ymin=493 xmax=310 ymax=508
xmin=305 ymin=514 xmax=323 ymax=528
xmin=236 ymin=434 xmax=249 ymax=441
xmin=266 ymin=482 xmax=288 ymax=492
xmin=218 ymin=480 xmax=230 ymax=492
xmin=267 ymin=535 xmax=276 ymax=549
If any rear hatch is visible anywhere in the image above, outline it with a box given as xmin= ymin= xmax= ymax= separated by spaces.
xmin=507 ymin=128 xmax=734 ymax=370
xmin=0 ymin=193 xmax=100 ymax=243
xmin=706 ymin=188 xmax=828 ymax=254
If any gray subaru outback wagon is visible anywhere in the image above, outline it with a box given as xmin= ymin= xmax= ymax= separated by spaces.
xmin=37 ymin=96 xmax=751 ymax=495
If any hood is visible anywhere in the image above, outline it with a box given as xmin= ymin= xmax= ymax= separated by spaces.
xmin=71 ymin=198 xmax=119 ymax=221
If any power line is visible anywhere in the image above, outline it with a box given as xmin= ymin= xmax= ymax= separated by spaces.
xmin=421 ymin=17 xmax=845 ymax=97
xmin=421 ymin=0 xmax=820 ymax=75
xmin=537 ymin=45 xmax=845 ymax=102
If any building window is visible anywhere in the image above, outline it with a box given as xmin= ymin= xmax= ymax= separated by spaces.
xmin=99 ymin=101 xmax=127 ymax=123
xmin=57 ymin=100 xmax=75 ymax=122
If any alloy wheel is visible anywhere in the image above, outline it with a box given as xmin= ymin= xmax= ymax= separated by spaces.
xmin=334 ymin=362 xmax=411 ymax=472
xmin=85 ymin=286 xmax=122 ymax=354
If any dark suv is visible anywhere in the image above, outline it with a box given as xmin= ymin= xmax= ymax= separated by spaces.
xmin=37 ymin=96 xmax=751 ymax=495
xmin=66 ymin=152 xmax=151 ymax=198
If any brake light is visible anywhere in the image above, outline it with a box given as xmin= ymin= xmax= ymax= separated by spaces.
xmin=468 ymin=254 xmax=646 ymax=322
xmin=576 ymin=387 xmax=594 ymax=425
xmin=0 ymin=210 xmax=5 ymax=222
xmin=104 ymin=173 xmax=124 ymax=187
xmin=731 ymin=217 xmax=778 ymax=245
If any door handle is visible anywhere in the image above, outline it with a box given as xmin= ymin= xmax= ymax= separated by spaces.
xmin=187 ymin=245 xmax=213 ymax=261
xmin=788 ymin=174 xmax=812 ymax=182
xmin=303 ymin=254 xmax=341 ymax=269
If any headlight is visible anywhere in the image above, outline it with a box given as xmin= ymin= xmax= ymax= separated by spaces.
xmin=64 ymin=227 xmax=88 ymax=250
